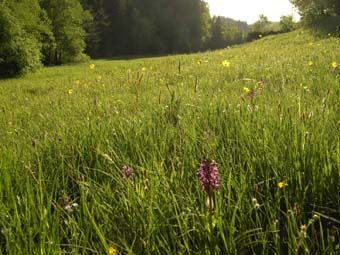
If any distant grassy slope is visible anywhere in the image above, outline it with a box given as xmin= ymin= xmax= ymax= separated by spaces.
xmin=0 ymin=30 xmax=339 ymax=254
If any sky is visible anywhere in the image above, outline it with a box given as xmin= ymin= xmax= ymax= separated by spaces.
xmin=205 ymin=0 xmax=300 ymax=24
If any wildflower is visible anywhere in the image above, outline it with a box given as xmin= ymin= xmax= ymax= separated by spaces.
xmin=122 ymin=165 xmax=134 ymax=182
xmin=312 ymin=214 xmax=320 ymax=221
xmin=308 ymin=61 xmax=313 ymax=66
xmin=68 ymin=89 xmax=73 ymax=95
xmin=75 ymin=80 xmax=80 ymax=85
xmin=328 ymin=33 xmax=331 ymax=37
xmin=222 ymin=60 xmax=231 ymax=67
xmin=300 ymin=224 xmax=307 ymax=238
xmin=197 ymin=160 xmax=220 ymax=193
xmin=332 ymin=61 xmax=337 ymax=68
xmin=108 ymin=246 xmax=117 ymax=255
xmin=256 ymin=79 xmax=266 ymax=90
xmin=247 ymin=88 xmax=256 ymax=100
xmin=141 ymin=67 xmax=146 ymax=71
xmin=197 ymin=59 xmax=202 ymax=65
xmin=252 ymin=198 xmax=260 ymax=209
xmin=277 ymin=181 xmax=287 ymax=189
xmin=89 ymin=64 xmax=95 ymax=69
xmin=197 ymin=159 xmax=220 ymax=214
xmin=293 ymin=202 xmax=301 ymax=215
xmin=97 ymin=75 xmax=102 ymax=81
xmin=243 ymin=87 xmax=250 ymax=93
xmin=259 ymin=34 xmax=262 ymax=38
xmin=60 ymin=195 xmax=78 ymax=213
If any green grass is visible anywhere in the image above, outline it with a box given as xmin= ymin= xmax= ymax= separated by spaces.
xmin=0 ymin=30 xmax=339 ymax=254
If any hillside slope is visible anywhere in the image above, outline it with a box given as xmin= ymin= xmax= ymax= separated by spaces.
xmin=0 ymin=30 xmax=339 ymax=254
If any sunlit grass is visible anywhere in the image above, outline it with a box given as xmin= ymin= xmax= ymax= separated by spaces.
xmin=0 ymin=30 xmax=339 ymax=254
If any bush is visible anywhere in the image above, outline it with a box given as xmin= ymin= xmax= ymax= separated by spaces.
xmin=0 ymin=7 xmax=42 ymax=77
xmin=280 ymin=15 xmax=296 ymax=32
xmin=308 ymin=16 xmax=340 ymax=37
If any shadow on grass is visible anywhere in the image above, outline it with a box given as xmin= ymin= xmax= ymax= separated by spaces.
xmin=94 ymin=52 xmax=192 ymax=62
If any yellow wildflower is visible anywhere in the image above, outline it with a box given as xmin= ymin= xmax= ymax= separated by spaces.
xmin=332 ymin=61 xmax=337 ymax=68
xmin=75 ymin=80 xmax=80 ymax=85
xmin=277 ymin=181 xmax=287 ymax=189
xmin=108 ymin=246 xmax=117 ymax=255
xmin=97 ymin=75 xmax=102 ymax=81
xmin=308 ymin=61 xmax=313 ymax=66
xmin=141 ymin=67 xmax=146 ymax=71
xmin=243 ymin=87 xmax=250 ymax=93
xmin=107 ymin=246 xmax=118 ymax=255
xmin=197 ymin=59 xmax=202 ymax=65
xmin=222 ymin=60 xmax=231 ymax=67
xmin=89 ymin=64 xmax=95 ymax=69
xmin=68 ymin=89 xmax=73 ymax=95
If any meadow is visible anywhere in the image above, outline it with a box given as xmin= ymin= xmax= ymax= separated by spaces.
xmin=0 ymin=30 xmax=339 ymax=254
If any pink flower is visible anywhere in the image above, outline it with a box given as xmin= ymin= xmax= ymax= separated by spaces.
xmin=197 ymin=160 xmax=220 ymax=193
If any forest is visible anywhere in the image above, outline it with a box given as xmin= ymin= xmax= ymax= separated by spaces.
xmin=0 ymin=0 xmax=339 ymax=76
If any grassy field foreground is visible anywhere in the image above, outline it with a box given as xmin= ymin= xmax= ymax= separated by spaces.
xmin=0 ymin=30 xmax=339 ymax=254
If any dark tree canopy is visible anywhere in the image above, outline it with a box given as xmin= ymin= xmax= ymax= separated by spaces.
xmin=41 ymin=0 xmax=91 ymax=64
xmin=82 ymin=0 xmax=213 ymax=57
xmin=290 ymin=0 xmax=340 ymax=22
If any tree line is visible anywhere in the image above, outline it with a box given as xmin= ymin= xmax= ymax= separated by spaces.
xmin=81 ymin=0 xmax=212 ymax=57
xmin=1 ymin=0 xmax=249 ymax=76
xmin=0 ymin=0 xmax=90 ymax=76
xmin=1 ymin=0 xmax=337 ymax=77
xmin=290 ymin=0 xmax=340 ymax=23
